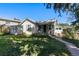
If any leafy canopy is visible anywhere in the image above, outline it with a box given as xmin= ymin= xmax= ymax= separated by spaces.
xmin=44 ymin=3 xmax=79 ymax=25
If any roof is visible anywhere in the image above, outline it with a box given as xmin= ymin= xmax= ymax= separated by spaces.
xmin=21 ymin=19 xmax=57 ymax=26
xmin=0 ymin=18 xmax=21 ymax=23
xmin=57 ymin=23 xmax=72 ymax=29
xmin=21 ymin=18 xmax=36 ymax=24
xmin=36 ymin=20 xmax=56 ymax=25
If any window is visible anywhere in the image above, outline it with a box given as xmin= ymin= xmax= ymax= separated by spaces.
xmin=52 ymin=25 xmax=54 ymax=28
xmin=6 ymin=21 xmax=10 ymax=24
xmin=56 ymin=28 xmax=58 ymax=30
xmin=59 ymin=28 xmax=61 ymax=30
xmin=38 ymin=26 xmax=41 ymax=31
xmin=56 ymin=27 xmax=62 ymax=30
xmin=18 ymin=25 xmax=23 ymax=30
xmin=49 ymin=25 xmax=51 ymax=30
xmin=27 ymin=24 xmax=32 ymax=31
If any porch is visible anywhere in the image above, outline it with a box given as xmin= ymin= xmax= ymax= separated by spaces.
xmin=37 ymin=21 xmax=55 ymax=35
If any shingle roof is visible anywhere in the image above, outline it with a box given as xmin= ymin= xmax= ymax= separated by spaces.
xmin=0 ymin=18 xmax=21 ymax=23
xmin=21 ymin=18 xmax=36 ymax=24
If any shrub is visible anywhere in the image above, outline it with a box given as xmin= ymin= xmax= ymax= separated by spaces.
xmin=63 ymin=29 xmax=75 ymax=39
xmin=0 ymin=32 xmax=4 ymax=36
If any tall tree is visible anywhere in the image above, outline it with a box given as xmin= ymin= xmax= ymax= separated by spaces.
xmin=44 ymin=3 xmax=79 ymax=25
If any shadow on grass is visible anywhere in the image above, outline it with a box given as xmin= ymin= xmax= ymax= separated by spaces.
xmin=16 ymin=36 xmax=71 ymax=56
xmin=0 ymin=35 xmax=70 ymax=56
xmin=0 ymin=38 xmax=21 ymax=56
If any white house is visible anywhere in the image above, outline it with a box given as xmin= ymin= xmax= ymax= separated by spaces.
xmin=0 ymin=18 xmax=64 ymax=36
xmin=21 ymin=19 xmax=62 ymax=36
xmin=21 ymin=19 xmax=37 ymax=35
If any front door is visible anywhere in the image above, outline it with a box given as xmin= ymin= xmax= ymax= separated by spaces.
xmin=43 ymin=25 xmax=46 ymax=33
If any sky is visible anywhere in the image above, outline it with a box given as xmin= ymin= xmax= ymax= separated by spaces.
xmin=0 ymin=3 xmax=70 ymax=23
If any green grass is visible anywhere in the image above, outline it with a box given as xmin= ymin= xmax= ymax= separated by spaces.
xmin=62 ymin=37 xmax=79 ymax=48
xmin=0 ymin=35 xmax=70 ymax=56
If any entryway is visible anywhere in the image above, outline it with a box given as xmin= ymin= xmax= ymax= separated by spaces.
xmin=43 ymin=25 xmax=46 ymax=33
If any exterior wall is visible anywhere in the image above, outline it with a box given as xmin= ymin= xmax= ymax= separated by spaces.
xmin=54 ymin=29 xmax=63 ymax=37
xmin=22 ymin=20 xmax=37 ymax=35
xmin=54 ymin=24 xmax=63 ymax=37
xmin=0 ymin=20 xmax=6 ymax=25
xmin=10 ymin=26 xmax=17 ymax=35
xmin=10 ymin=26 xmax=22 ymax=35
xmin=6 ymin=22 xmax=19 ymax=26
xmin=0 ymin=19 xmax=64 ymax=36
xmin=0 ymin=20 xmax=62 ymax=35
xmin=34 ymin=25 xmax=38 ymax=33
xmin=37 ymin=22 xmax=55 ymax=35
xmin=47 ymin=24 xmax=54 ymax=35
xmin=0 ymin=20 xmax=20 ymax=34
xmin=0 ymin=20 xmax=19 ymax=26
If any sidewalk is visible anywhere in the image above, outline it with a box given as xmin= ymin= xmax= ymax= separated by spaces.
xmin=49 ymin=35 xmax=79 ymax=56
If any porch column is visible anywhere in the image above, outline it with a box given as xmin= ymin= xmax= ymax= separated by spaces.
xmin=50 ymin=24 xmax=52 ymax=34
xmin=51 ymin=24 xmax=53 ymax=34
xmin=51 ymin=23 xmax=54 ymax=35
xmin=41 ymin=25 xmax=43 ymax=33
xmin=46 ymin=24 xmax=48 ymax=33
xmin=51 ymin=24 xmax=52 ymax=30
xmin=47 ymin=24 xmax=50 ymax=34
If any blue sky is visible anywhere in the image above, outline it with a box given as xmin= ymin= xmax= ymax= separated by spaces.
xmin=0 ymin=3 xmax=70 ymax=23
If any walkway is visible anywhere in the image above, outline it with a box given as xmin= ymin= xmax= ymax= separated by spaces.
xmin=49 ymin=35 xmax=79 ymax=56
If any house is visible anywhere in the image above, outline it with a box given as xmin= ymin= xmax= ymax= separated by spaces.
xmin=21 ymin=19 xmax=37 ymax=35
xmin=0 ymin=18 xmax=21 ymax=35
xmin=0 ymin=18 xmax=64 ymax=36
xmin=21 ymin=19 xmax=58 ymax=36
xmin=54 ymin=23 xmax=71 ymax=37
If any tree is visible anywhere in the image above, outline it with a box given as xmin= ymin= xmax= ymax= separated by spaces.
xmin=44 ymin=3 xmax=79 ymax=25
xmin=44 ymin=3 xmax=79 ymax=39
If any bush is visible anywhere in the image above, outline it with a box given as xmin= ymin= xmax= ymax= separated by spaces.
xmin=0 ymin=32 xmax=4 ymax=36
xmin=63 ymin=29 xmax=75 ymax=39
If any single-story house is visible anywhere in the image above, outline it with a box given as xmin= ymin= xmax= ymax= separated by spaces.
xmin=21 ymin=19 xmax=61 ymax=36
xmin=0 ymin=18 xmax=64 ymax=36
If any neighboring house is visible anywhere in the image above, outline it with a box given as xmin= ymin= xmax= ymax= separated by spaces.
xmin=54 ymin=25 xmax=63 ymax=37
xmin=54 ymin=23 xmax=71 ymax=37
xmin=0 ymin=18 xmax=21 ymax=34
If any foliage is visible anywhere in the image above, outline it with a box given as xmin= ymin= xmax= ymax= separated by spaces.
xmin=0 ymin=25 xmax=10 ymax=35
xmin=63 ymin=25 xmax=78 ymax=39
xmin=44 ymin=3 xmax=79 ymax=25
xmin=63 ymin=29 xmax=74 ymax=39
xmin=0 ymin=32 xmax=4 ymax=36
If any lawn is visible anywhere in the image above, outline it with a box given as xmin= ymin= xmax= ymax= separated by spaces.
xmin=62 ymin=37 xmax=79 ymax=48
xmin=0 ymin=34 xmax=70 ymax=56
